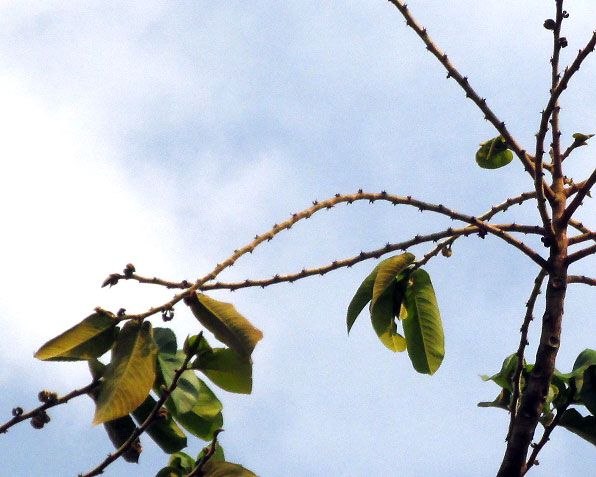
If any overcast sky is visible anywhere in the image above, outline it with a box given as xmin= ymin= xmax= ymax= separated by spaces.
xmin=1 ymin=1 xmax=596 ymax=476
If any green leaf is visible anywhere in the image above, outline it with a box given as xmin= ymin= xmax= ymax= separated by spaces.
xmin=402 ymin=269 xmax=444 ymax=375
xmin=155 ymin=467 xmax=184 ymax=477
xmin=171 ymin=408 xmax=223 ymax=441
xmin=480 ymin=353 xmax=520 ymax=392
xmin=158 ymin=350 xmax=203 ymax=415
xmin=572 ymin=132 xmax=595 ymax=146
xmin=580 ymin=365 xmax=596 ymax=415
xmin=202 ymin=460 xmax=258 ymax=477
xmin=169 ymin=451 xmax=196 ymax=472
xmin=477 ymin=389 xmax=511 ymax=410
xmin=154 ymin=327 xmax=178 ymax=355
xmin=371 ymin=253 xmax=415 ymax=309
xmin=558 ymin=408 xmax=596 ymax=447
xmin=193 ymin=379 xmax=223 ymax=419
xmin=193 ymin=348 xmax=253 ymax=394
xmin=93 ymin=320 xmax=157 ymax=425
xmin=34 ymin=312 xmax=118 ymax=361
xmin=475 ymin=136 xmax=514 ymax=169
xmin=185 ymin=293 xmax=263 ymax=358
xmin=370 ymin=280 xmax=406 ymax=352
xmin=131 ymin=394 xmax=187 ymax=454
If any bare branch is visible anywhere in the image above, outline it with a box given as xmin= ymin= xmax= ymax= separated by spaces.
xmin=566 ymin=242 xmax=596 ymax=265
xmin=506 ymin=269 xmax=548 ymax=442
xmin=0 ymin=382 xmax=98 ymax=434
xmin=386 ymin=0 xmax=539 ymax=181
xmin=561 ymin=167 xmax=596 ymax=224
xmin=568 ymin=275 xmax=596 ymax=287
xmin=568 ymin=231 xmax=596 ymax=246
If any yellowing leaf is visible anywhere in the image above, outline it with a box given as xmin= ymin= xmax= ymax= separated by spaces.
xmin=185 ymin=293 xmax=263 ymax=358
xmin=93 ymin=320 xmax=157 ymax=425
xmin=35 ymin=312 xmax=118 ymax=361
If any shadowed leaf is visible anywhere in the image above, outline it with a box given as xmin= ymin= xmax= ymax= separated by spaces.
xmin=158 ymin=350 xmax=203 ymax=415
xmin=35 ymin=312 xmax=118 ymax=361
xmin=93 ymin=320 xmax=157 ymax=425
xmin=371 ymin=253 xmax=415 ymax=309
xmin=370 ymin=280 xmax=407 ymax=352
xmin=193 ymin=348 xmax=253 ymax=394
xmin=403 ymin=269 xmax=444 ymax=375
xmin=185 ymin=293 xmax=263 ymax=358
xmin=559 ymin=408 xmax=596 ymax=447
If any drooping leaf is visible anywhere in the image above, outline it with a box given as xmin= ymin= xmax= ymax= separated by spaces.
xmin=202 ymin=460 xmax=258 ymax=477
xmin=475 ymin=136 xmax=513 ymax=169
xmin=93 ymin=320 xmax=157 ymax=425
xmin=131 ymin=394 xmax=187 ymax=454
xmin=558 ymin=349 xmax=596 ymax=395
xmin=370 ymin=280 xmax=406 ymax=352
xmin=102 ymin=414 xmax=142 ymax=463
xmin=193 ymin=379 xmax=223 ymax=419
xmin=558 ymin=408 xmax=596 ymax=447
xmin=155 ymin=467 xmax=184 ymax=477
xmin=346 ymin=255 xmax=407 ymax=333
xmin=158 ymin=350 xmax=203 ymax=415
xmin=154 ymin=327 xmax=178 ymax=355
xmin=185 ymin=293 xmax=263 ymax=358
xmin=572 ymin=132 xmax=595 ymax=146
xmin=579 ymin=365 xmax=596 ymax=416
xmin=402 ymin=269 xmax=444 ymax=375
xmin=35 ymin=312 xmax=118 ymax=361
xmin=371 ymin=253 xmax=415 ymax=309
xmin=193 ymin=348 xmax=253 ymax=394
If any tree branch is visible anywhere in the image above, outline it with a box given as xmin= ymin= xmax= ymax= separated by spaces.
xmin=566 ymin=242 xmax=596 ymax=265
xmin=561 ymin=166 xmax=596 ymax=224
xmin=386 ymin=0 xmax=542 ymax=184
xmin=567 ymin=275 xmax=596 ymax=287
xmin=186 ymin=429 xmax=224 ymax=477
xmin=506 ymin=269 xmax=548 ymax=442
xmin=0 ymin=382 xmax=98 ymax=434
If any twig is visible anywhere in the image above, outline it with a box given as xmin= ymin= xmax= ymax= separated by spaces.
xmin=568 ymin=231 xmax=596 ymax=246
xmin=186 ymin=429 xmax=224 ymax=477
xmin=0 ymin=382 xmax=98 ymax=434
xmin=506 ymin=269 xmax=548 ymax=442
xmin=523 ymin=392 xmax=573 ymax=474
xmin=561 ymin=167 xmax=596 ymax=225
xmin=567 ymin=275 xmax=596 ymax=287
xmin=80 ymin=333 xmax=204 ymax=477
xmin=549 ymin=1 xmax=564 ymax=178
xmin=566 ymin=242 xmax=596 ymax=265
xmin=386 ymin=0 xmax=538 ymax=180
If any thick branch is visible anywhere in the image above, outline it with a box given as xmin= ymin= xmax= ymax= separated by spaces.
xmin=567 ymin=275 xmax=596 ymax=287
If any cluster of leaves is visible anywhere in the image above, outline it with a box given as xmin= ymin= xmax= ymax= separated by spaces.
xmin=347 ymin=253 xmax=445 ymax=375
xmin=34 ymin=292 xmax=262 ymax=475
xmin=479 ymin=350 xmax=596 ymax=447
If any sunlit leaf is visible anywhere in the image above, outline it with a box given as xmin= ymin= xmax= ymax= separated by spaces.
xmin=480 ymin=353 xmax=520 ymax=391
xmin=202 ymin=460 xmax=258 ymax=477
xmin=371 ymin=253 xmax=415 ymax=309
xmin=475 ymin=136 xmax=513 ymax=169
xmin=402 ymin=269 xmax=444 ymax=375
xmin=93 ymin=320 xmax=157 ymax=425
xmin=193 ymin=348 xmax=253 ymax=394
xmin=572 ymin=132 xmax=595 ymax=146
xmin=35 ymin=312 xmax=118 ymax=361
xmin=131 ymin=394 xmax=187 ymax=454
xmin=198 ymin=442 xmax=225 ymax=462
xmin=185 ymin=293 xmax=263 ymax=358
xmin=477 ymin=389 xmax=511 ymax=410
xmin=171 ymin=408 xmax=223 ymax=441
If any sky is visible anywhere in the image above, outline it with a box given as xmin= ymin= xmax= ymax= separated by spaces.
xmin=1 ymin=1 xmax=596 ymax=476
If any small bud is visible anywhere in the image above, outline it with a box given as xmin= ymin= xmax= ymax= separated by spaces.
xmin=11 ymin=407 xmax=23 ymax=417
xmin=117 ymin=308 xmax=126 ymax=317
xmin=441 ymin=247 xmax=452 ymax=258
xmin=562 ymin=10 xmax=569 ymax=18
xmin=101 ymin=274 xmax=120 ymax=288
xmin=123 ymin=263 xmax=136 ymax=278
xmin=543 ymin=19 xmax=556 ymax=30
xmin=559 ymin=37 xmax=568 ymax=48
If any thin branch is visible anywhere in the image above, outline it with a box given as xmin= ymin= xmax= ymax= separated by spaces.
xmin=186 ymin=429 xmax=224 ymax=477
xmin=549 ymin=1 xmax=564 ymax=178
xmin=200 ymin=224 xmax=542 ymax=291
xmin=561 ymin=167 xmax=596 ymax=224
xmin=386 ymin=0 xmax=539 ymax=181
xmin=523 ymin=393 xmax=573 ymax=475
xmin=566 ymin=242 xmax=596 ymax=265
xmin=0 ymin=382 xmax=98 ymax=434
xmin=568 ymin=231 xmax=596 ymax=246
xmin=80 ymin=334 xmax=203 ymax=477
xmin=102 ymin=191 xmax=547 ymax=322
xmin=568 ymin=275 xmax=596 ymax=287
xmin=506 ymin=269 xmax=548 ymax=442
